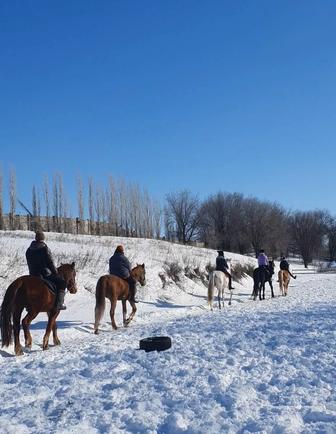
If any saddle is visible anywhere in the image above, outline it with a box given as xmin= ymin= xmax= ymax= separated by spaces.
xmin=41 ymin=278 xmax=57 ymax=294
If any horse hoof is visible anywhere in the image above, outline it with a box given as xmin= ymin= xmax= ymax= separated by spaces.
xmin=54 ymin=339 xmax=61 ymax=346
xmin=15 ymin=348 xmax=24 ymax=356
xmin=94 ymin=329 xmax=99 ymax=335
xmin=43 ymin=345 xmax=49 ymax=351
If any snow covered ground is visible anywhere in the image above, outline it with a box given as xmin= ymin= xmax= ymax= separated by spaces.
xmin=0 ymin=231 xmax=335 ymax=433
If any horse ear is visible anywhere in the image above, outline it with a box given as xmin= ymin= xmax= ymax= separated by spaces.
xmin=142 ymin=263 xmax=145 ymax=268
xmin=71 ymin=262 xmax=75 ymax=269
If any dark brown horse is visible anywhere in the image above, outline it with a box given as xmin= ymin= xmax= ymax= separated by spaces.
xmin=0 ymin=263 xmax=77 ymax=356
xmin=94 ymin=264 xmax=146 ymax=334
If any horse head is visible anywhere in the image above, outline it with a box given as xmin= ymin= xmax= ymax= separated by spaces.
xmin=131 ymin=263 xmax=146 ymax=286
xmin=268 ymin=260 xmax=275 ymax=276
xmin=57 ymin=262 xmax=78 ymax=294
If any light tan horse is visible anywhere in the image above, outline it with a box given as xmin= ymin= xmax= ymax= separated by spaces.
xmin=278 ymin=270 xmax=290 ymax=296
xmin=207 ymin=270 xmax=232 ymax=311
xmin=94 ymin=264 xmax=146 ymax=334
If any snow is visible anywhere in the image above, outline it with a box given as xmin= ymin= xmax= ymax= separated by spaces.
xmin=0 ymin=231 xmax=335 ymax=433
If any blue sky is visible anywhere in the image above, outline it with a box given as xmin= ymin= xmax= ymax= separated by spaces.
xmin=1 ymin=0 xmax=336 ymax=214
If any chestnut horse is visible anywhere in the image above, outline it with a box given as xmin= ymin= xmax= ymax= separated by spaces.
xmin=278 ymin=270 xmax=291 ymax=296
xmin=94 ymin=264 xmax=146 ymax=334
xmin=0 ymin=263 xmax=77 ymax=356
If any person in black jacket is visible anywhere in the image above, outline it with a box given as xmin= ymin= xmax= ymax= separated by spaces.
xmin=109 ymin=245 xmax=137 ymax=302
xmin=26 ymin=231 xmax=66 ymax=310
xmin=216 ymin=250 xmax=234 ymax=289
xmin=279 ymin=256 xmax=296 ymax=279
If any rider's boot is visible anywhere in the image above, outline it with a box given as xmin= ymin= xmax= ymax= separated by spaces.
xmin=229 ymin=275 xmax=235 ymax=290
xmin=127 ymin=277 xmax=138 ymax=303
xmin=55 ymin=290 xmax=66 ymax=310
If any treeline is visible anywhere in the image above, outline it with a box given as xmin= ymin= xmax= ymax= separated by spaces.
xmin=0 ymin=167 xmax=161 ymax=238
xmin=1 ymin=166 xmax=335 ymax=267
xmin=164 ymin=191 xmax=336 ymax=267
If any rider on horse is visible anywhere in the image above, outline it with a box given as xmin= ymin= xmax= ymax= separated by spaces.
xmin=109 ymin=245 xmax=137 ymax=303
xmin=257 ymin=249 xmax=270 ymax=278
xmin=257 ymin=249 xmax=268 ymax=267
xmin=25 ymin=230 xmax=66 ymax=310
xmin=215 ymin=250 xmax=234 ymax=290
xmin=280 ymin=256 xmax=296 ymax=279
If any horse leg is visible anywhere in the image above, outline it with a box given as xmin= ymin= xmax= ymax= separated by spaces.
xmin=22 ymin=310 xmax=38 ymax=348
xmin=228 ymin=288 xmax=233 ymax=306
xmin=269 ymin=280 xmax=274 ymax=298
xmin=110 ymin=298 xmax=118 ymax=330
xmin=42 ymin=311 xmax=57 ymax=350
xmin=13 ymin=306 xmax=24 ymax=356
xmin=122 ymin=299 xmax=127 ymax=326
xmin=125 ymin=300 xmax=137 ymax=325
xmin=218 ymin=288 xmax=221 ymax=310
xmin=50 ymin=312 xmax=61 ymax=345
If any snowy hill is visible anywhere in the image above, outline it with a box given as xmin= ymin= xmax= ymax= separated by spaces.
xmin=0 ymin=231 xmax=335 ymax=433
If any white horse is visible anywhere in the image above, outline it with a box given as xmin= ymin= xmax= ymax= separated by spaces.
xmin=207 ymin=270 xmax=232 ymax=311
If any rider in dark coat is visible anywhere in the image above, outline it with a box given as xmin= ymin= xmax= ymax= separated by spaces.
xmin=215 ymin=250 xmax=234 ymax=290
xmin=109 ymin=245 xmax=137 ymax=302
xmin=25 ymin=231 xmax=66 ymax=310
xmin=280 ymin=256 xmax=296 ymax=279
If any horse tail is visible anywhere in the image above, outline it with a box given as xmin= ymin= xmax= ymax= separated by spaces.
xmin=94 ymin=276 xmax=107 ymax=334
xmin=208 ymin=272 xmax=215 ymax=306
xmin=0 ymin=278 xmax=22 ymax=347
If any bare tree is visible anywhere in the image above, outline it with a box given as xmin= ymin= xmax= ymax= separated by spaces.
xmin=31 ymin=184 xmax=42 ymax=231
xmin=152 ymin=199 xmax=162 ymax=239
xmin=76 ymin=176 xmax=85 ymax=234
xmin=32 ymin=185 xmax=38 ymax=217
xmin=165 ymin=190 xmax=200 ymax=244
xmin=199 ymin=192 xmax=247 ymax=252
xmin=9 ymin=167 xmax=16 ymax=230
xmin=107 ymin=175 xmax=117 ymax=235
xmin=94 ymin=183 xmax=106 ymax=235
xmin=52 ymin=174 xmax=60 ymax=231
xmin=43 ymin=175 xmax=51 ymax=231
xmin=324 ymin=213 xmax=336 ymax=262
xmin=290 ymin=210 xmax=325 ymax=267
xmin=88 ymin=177 xmax=94 ymax=234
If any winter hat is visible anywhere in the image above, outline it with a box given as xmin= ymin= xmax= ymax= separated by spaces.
xmin=35 ymin=230 xmax=45 ymax=242
xmin=116 ymin=245 xmax=124 ymax=254
xmin=217 ymin=250 xmax=224 ymax=256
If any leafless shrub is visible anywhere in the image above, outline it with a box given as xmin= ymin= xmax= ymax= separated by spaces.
xmin=205 ymin=262 xmax=215 ymax=273
xmin=184 ymin=265 xmax=197 ymax=280
xmin=231 ymin=263 xmax=254 ymax=282
xmin=158 ymin=272 xmax=167 ymax=288
xmin=163 ymin=261 xmax=183 ymax=283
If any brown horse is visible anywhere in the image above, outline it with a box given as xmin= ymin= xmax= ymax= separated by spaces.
xmin=94 ymin=264 xmax=146 ymax=334
xmin=278 ymin=269 xmax=290 ymax=296
xmin=0 ymin=263 xmax=77 ymax=356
